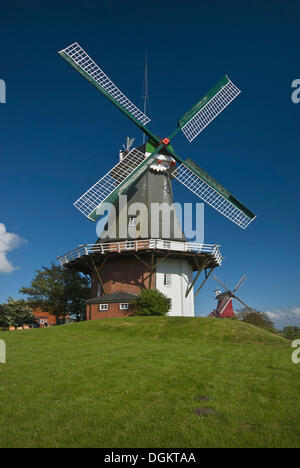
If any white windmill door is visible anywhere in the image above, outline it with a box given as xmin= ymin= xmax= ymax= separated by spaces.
xmin=156 ymin=258 xmax=194 ymax=317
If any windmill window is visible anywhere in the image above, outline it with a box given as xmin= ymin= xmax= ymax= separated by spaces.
xmin=128 ymin=217 xmax=137 ymax=227
xmin=125 ymin=241 xmax=135 ymax=250
xmin=99 ymin=304 xmax=109 ymax=311
xmin=163 ymin=273 xmax=172 ymax=287
xmin=119 ymin=303 xmax=129 ymax=310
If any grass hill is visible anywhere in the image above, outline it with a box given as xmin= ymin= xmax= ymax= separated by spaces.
xmin=0 ymin=317 xmax=299 ymax=448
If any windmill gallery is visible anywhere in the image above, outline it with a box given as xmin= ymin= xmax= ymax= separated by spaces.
xmin=57 ymin=42 xmax=256 ymax=319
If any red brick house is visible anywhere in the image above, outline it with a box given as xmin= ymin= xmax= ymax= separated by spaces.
xmin=33 ymin=308 xmax=70 ymax=327
xmin=86 ymin=291 xmax=137 ymax=320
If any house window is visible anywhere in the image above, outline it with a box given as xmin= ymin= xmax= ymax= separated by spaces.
xmin=99 ymin=304 xmax=108 ymax=311
xmin=39 ymin=319 xmax=48 ymax=326
xmin=163 ymin=273 xmax=172 ymax=287
xmin=119 ymin=303 xmax=129 ymax=310
xmin=128 ymin=216 xmax=137 ymax=227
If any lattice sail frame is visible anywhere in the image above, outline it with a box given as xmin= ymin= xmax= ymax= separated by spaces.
xmin=179 ymin=76 xmax=241 ymax=142
xmin=59 ymin=42 xmax=151 ymax=126
xmin=173 ymin=162 xmax=255 ymax=229
xmin=74 ymin=148 xmax=149 ymax=221
xmin=58 ymin=43 xmax=256 ymax=228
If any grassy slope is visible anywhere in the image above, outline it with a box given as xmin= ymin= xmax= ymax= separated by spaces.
xmin=0 ymin=317 xmax=299 ymax=448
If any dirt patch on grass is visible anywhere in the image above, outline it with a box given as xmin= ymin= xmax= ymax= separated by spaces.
xmin=194 ymin=396 xmax=213 ymax=402
xmin=194 ymin=408 xmax=218 ymax=416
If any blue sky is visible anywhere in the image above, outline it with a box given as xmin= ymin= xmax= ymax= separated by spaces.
xmin=0 ymin=0 xmax=299 ymax=328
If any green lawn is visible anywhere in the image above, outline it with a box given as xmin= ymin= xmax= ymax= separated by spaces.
xmin=0 ymin=317 xmax=299 ymax=448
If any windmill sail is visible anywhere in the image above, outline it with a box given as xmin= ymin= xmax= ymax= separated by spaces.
xmin=178 ymin=76 xmax=240 ymax=142
xmin=172 ymin=158 xmax=256 ymax=229
xmin=233 ymin=274 xmax=247 ymax=292
xmin=234 ymin=295 xmax=252 ymax=310
xmin=59 ymin=43 xmax=151 ymax=128
xmin=74 ymin=148 xmax=159 ymax=222
xmin=58 ymin=42 xmax=255 ymax=229
xmin=213 ymin=274 xmax=230 ymax=292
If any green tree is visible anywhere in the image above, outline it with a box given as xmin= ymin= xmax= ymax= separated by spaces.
xmin=133 ymin=289 xmax=171 ymax=316
xmin=237 ymin=308 xmax=275 ymax=332
xmin=20 ymin=263 xmax=91 ymax=325
xmin=0 ymin=298 xmax=35 ymax=328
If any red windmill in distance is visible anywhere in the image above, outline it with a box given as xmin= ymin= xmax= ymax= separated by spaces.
xmin=210 ymin=274 xmax=252 ymax=318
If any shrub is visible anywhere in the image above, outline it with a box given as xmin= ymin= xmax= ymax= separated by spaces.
xmin=0 ymin=298 xmax=35 ymax=328
xmin=237 ymin=308 xmax=275 ymax=332
xmin=282 ymin=326 xmax=300 ymax=340
xmin=133 ymin=289 xmax=171 ymax=316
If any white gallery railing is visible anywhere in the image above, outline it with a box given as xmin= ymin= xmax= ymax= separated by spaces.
xmin=57 ymin=238 xmax=222 ymax=266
